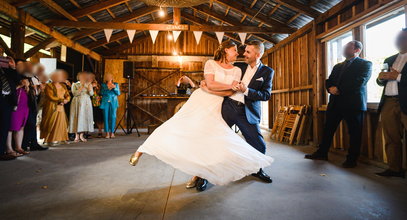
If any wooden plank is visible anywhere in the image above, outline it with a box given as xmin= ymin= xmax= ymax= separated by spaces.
xmin=173 ymin=7 xmax=181 ymax=25
xmin=274 ymin=0 xmax=321 ymax=18
xmin=48 ymin=19 xmax=285 ymax=34
xmin=0 ymin=0 xmax=101 ymax=61
xmin=10 ymin=20 xmax=25 ymax=59
xmin=70 ymin=0 xmax=128 ymax=18
xmin=271 ymin=84 xmax=313 ymax=94
xmin=38 ymin=0 xmax=78 ymax=21
xmin=0 ymin=35 xmax=16 ymax=57
xmin=70 ymin=6 xmax=159 ymax=41
xmin=24 ymin=37 xmax=55 ymax=59
xmin=212 ymin=0 xmax=294 ymax=29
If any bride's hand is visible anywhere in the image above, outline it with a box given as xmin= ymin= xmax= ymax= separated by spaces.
xmin=199 ymin=80 xmax=207 ymax=88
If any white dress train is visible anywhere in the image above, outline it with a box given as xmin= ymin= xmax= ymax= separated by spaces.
xmin=137 ymin=60 xmax=273 ymax=185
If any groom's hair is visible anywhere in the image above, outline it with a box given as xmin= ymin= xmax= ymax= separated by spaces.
xmin=246 ymin=40 xmax=264 ymax=56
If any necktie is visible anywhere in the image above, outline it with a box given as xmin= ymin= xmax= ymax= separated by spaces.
xmin=0 ymin=68 xmax=11 ymax=95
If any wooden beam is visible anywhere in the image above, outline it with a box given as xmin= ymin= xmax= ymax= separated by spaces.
xmin=70 ymin=6 xmax=159 ymax=41
xmin=192 ymin=5 xmax=279 ymax=44
xmin=212 ymin=0 xmax=295 ymax=30
xmin=250 ymin=0 xmax=257 ymax=8
xmin=71 ymin=0 xmax=128 ymax=18
xmin=24 ymin=37 xmax=55 ymax=59
xmin=0 ymin=35 xmax=16 ymax=57
xmin=193 ymin=5 xmax=296 ymax=34
xmin=315 ymin=0 xmax=361 ymax=24
xmin=274 ymin=0 xmax=321 ymax=18
xmin=268 ymin=3 xmax=281 ymax=16
xmin=173 ymin=7 xmax=181 ymax=25
xmin=85 ymin=16 xmax=173 ymax=50
xmin=0 ymin=0 xmax=101 ymax=61
xmin=12 ymin=0 xmax=35 ymax=7
xmin=287 ymin=13 xmax=301 ymax=24
xmin=48 ymin=20 xmax=285 ymax=34
xmin=10 ymin=20 xmax=25 ymax=59
xmin=38 ymin=0 xmax=78 ymax=21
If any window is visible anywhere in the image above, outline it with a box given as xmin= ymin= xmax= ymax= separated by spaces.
xmin=260 ymin=101 xmax=269 ymax=128
xmin=364 ymin=10 xmax=405 ymax=103
xmin=326 ymin=31 xmax=353 ymax=75
xmin=0 ymin=34 xmax=51 ymax=56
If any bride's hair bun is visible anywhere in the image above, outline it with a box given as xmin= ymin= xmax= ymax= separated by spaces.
xmin=213 ymin=40 xmax=237 ymax=62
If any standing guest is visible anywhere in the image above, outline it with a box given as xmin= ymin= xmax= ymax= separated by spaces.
xmin=15 ymin=59 xmax=25 ymax=75
xmin=40 ymin=70 xmax=71 ymax=146
xmin=376 ymin=29 xmax=407 ymax=178
xmin=305 ymin=41 xmax=372 ymax=168
xmin=22 ymin=62 xmax=48 ymax=151
xmin=176 ymin=75 xmax=196 ymax=95
xmin=100 ymin=73 xmax=120 ymax=139
xmin=6 ymin=78 xmax=30 ymax=156
xmin=90 ymin=73 xmax=104 ymax=138
xmin=69 ymin=72 xmax=94 ymax=142
xmin=36 ymin=72 xmax=48 ymax=128
xmin=0 ymin=56 xmax=18 ymax=161
xmin=61 ymin=71 xmax=74 ymax=141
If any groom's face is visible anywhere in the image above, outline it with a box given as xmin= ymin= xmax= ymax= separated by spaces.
xmin=243 ymin=45 xmax=260 ymax=64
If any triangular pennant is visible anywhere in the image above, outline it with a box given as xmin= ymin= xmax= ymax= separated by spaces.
xmin=238 ymin=33 xmax=247 ymax=45
xmin=127 ymin=30 xmax=136 ymax=43
xmin=172 ymin=31 xmax=181 ymax=42
xmin=149 ymin=30 xmax=159 ymax=44
xmin=104 ymin=29 xmax=113 ymax=42
xmin=215 ymin=32 xmax=224 ymax=44
xmin=193 ymin=31 xmax=203 ymax=44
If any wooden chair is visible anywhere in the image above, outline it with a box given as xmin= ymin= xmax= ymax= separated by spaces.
xmin=279 ymin=105 xmax=305 ymax=144
xmin=295 ymin=105 xmax=312 ymax=145
xmin=271 ymin=106 xmax=288 ymax=140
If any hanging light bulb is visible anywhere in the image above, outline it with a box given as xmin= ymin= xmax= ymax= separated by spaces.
xmin=167 ymin=32 xmax=173 ymax=41
xmin=172 ymin=50 xmax=178 ymax=56
xmin=158 ymin=6 xmax=165 ymax=17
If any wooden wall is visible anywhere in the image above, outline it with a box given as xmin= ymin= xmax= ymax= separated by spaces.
xmin=263 ymin=0 xmax=407 ymax=167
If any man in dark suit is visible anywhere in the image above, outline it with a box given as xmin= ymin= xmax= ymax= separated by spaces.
xmin=375 ymin=29 xmax=407 ymax=178
xmin=0 ymin=57 xmax=18 ymax=161
xmin=305 ymin=40 xmax=372 ymax=168
xmin=222 ymin=40 xmax=274 ymax=182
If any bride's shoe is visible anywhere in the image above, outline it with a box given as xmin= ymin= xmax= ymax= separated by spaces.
xmin=129 ymin=153 xmax=140 ymax=166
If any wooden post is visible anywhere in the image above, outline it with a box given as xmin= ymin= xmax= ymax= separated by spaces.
xmin=173 ymin=7 xmax=181 ymax=25
xmin=10 ymin=21 xmax=25 ymax=59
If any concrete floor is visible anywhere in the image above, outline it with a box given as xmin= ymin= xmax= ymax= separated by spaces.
xmin=1 ymin=133 xmax=407 ymax=220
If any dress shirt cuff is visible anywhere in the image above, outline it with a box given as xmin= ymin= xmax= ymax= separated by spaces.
xmin=243 ymin=88 xmax=249 ymax=96
xmin=397 ymin=74 xmax=402 ymax=82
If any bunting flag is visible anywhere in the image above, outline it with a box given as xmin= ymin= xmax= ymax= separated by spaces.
xmin=104 ymin=29 xmax=113 ymax=42
xmin=238 ymin=32 xmax=247 ymax=45
xmin=215 ymin=32 xmax=224 ymax=44
xmin=172 ymin=31 xmax=181 ymax=42
xmin=193 ymin=31 xmax=203 ymax=44
xmin=149 ymin=30 xmax=159 ymax=44
xmin=127 ymin=30 xmax=136 ymax=43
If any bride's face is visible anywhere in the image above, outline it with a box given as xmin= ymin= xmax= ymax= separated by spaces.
xmin=225 ymin=46 xmax=239 ymax=63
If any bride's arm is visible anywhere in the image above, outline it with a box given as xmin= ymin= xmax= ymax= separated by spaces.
xmin=204 ymin=74 xmax=234 ymax=91
xmin=200 ymin=81 xmax=236 ymax=97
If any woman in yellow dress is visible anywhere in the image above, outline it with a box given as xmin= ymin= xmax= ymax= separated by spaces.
xmin=40 ymin=70 xmax=71 ymax=145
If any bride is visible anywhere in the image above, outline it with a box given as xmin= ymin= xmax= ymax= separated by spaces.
xmin=129 ymin=40 xmax=273 ymax=188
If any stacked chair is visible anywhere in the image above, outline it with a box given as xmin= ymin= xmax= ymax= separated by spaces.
xmin=271 ymin=105 xmax=312 ymax=145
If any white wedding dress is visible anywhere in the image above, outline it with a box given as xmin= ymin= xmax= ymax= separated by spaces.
xmin=138 ymin=60 xmax=273 ymax=185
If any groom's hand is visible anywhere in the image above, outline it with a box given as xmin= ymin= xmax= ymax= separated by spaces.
xmin=236 ymin=82 xmax=247 ymax=93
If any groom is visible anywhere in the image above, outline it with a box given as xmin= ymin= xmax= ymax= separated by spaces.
xmin=196 ymin=40 xmax=274 ymax=191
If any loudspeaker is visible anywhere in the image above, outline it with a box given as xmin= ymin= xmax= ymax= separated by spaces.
xmin=123 ymin=61 xmax=134 ymax=79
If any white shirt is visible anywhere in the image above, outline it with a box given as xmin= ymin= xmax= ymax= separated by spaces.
xmin=384 ymin=53 xmax=407 ymax=96
xmin=229 ymin=61 xmax=261 ymax=104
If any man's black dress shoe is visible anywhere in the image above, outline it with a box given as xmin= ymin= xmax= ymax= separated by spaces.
xmin=196 ymin=178 xmax=208 ymax=192
xmin=304 ymin=152 xmax=328 ymax=161
xmin=342 ymin=160 xmax=357 ymax=168
xmin=30 ymin=143 xmax=49 ymax=151
xmin=252 ymin=168 xmax=272 ymax=183
xmin=376 ymin=169 xmax=405 ymax=178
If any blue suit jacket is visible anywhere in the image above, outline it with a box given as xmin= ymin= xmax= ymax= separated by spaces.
xmin=235 ymin=62 xmax=274 ymax=124
xmin=326 ymin=57 xmax=372 ymax=111
xmin=100 ymin=82 xmax=120 ymax=110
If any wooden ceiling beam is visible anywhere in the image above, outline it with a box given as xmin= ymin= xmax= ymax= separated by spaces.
xmin=85 ymin=16 xmax=173 ymax=50
xmin=193 ymin=5 xmax=295 ymax=34
xmin=173 ymin=7 xmax=181 ymax=25
xmin=24 ymin=37 xmax=55 ymax=59
xmin=0 ymin=0 xmax=101 ymax=60
xmin=49 ymin=19 xmax=286 ymax=34
xmin=287 ymin=13 xmax=301 ymax=24
xmin=250 ymin=0 xmax=257 ymax=8
xmin=0 ymin=35 xmax=16 ymax=57
xmin=12 ymin=0 xmax=36 ymax=7
xmin=268 ymin=3 xmax=281 ymax=16
xmin=38 ymin=0 xmax=78 ymax=21
xmin=71 ymin=0 xmax=128 ymax=18
xmin=211 ymin=0 xmax=295 ymax=31
xmin=69 ymin=6 xmax=159 ymax=41
xmin=274 ymin=0 xmax=321 ymax=18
